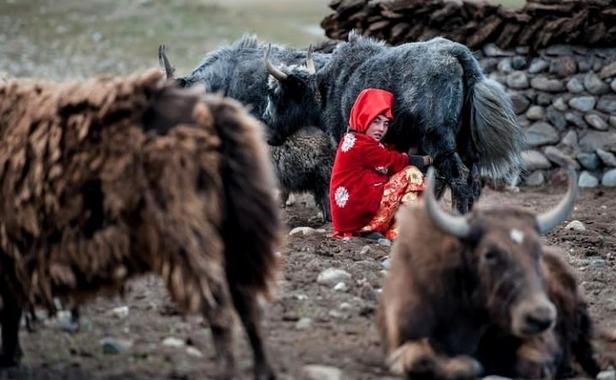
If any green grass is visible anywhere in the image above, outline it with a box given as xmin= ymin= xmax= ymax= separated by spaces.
xmin=0 ymin=0 xmax=525 ymax=79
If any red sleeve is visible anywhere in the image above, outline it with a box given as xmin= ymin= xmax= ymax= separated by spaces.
xmin=356 ymin=138 xmax=408 ymax=174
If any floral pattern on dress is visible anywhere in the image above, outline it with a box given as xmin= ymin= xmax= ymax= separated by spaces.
xmin=334 ymin=186 xmax=349 ymax=208
xmin=341 ymin=133 xmax=356 ymax=152
xmin=375 ymin=166 xmax=388 ymax=175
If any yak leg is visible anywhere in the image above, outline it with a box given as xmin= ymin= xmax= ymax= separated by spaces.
xmin=514 ymin=334 xmax=559 ymax=379
xmin=388 ymin=340 xmax=482 ymax=380
xmin=0 ymin=288 xmax=22 ymax=367
xmin=229 ymin=286 xmax=275 ymax=380
xmin=204 ymin=290 xmax=238 ymax=380
xmin=316 ymin=186 xmax=331 ymax=223
xmin=435 ymin=152 xmax=472 ymax=214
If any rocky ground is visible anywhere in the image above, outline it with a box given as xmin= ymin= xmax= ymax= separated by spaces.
xmin=3 ymin=184 xmax=616 ymax=380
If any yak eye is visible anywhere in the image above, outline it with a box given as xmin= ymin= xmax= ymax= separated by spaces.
xmin=483 ymin=249 xmax=500 ymax=262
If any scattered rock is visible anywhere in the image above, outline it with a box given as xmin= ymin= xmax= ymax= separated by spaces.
xmin=381 ymin=257 xmax=391 ymax=270
xmin=295 ymin=317 xmax=313 ymax=330
xmin=602 ymin=169 xmax=616 ymax=187
xmin=289 ymin=226 xmax=321 ymax=236
xmin=359 ymin=245 xmax=372 ymax=255
xmin=578 ymin=171 xmax=599 ymax=188
xmin=162 ymin=337 xmax=186 ymax=348
xmin=359 ymin=282 xmax=378 ymax=302
xmin=301 ymin=365 xmax=345 ymax=380
xmin=186 ymin=346 xmax=204 ymax=358
xmin=565 ymin=220 xmax=585 ymax=231
xmin=579 ymin=131 xmax=616 ymax=151
xmin=612 ymin=79 xmax=616 ymax=93
xmin=377 ymin=238 xmax=391 ymax=247
xmin=111 ymin=306 xmax=129 ymax=319
xmin=610 ymin=116 xmax=616 ymax=128
xmin=317 ymin=268 xmax=351 ymax=286
xmin=596 ymin=369 xmax=616 ymax=380
xmin=100 ymin=337 xmax=133 ymax=354
xmin=333 ymin=282 xmax=348 ymax=292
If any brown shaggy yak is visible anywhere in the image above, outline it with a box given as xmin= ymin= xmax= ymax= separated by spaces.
xmin=378 ymin=168 xmax=601 ymax=379
xmin=0 ymin=69 xmax=281 ymax=380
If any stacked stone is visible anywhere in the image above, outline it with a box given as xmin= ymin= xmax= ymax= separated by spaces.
xmin=321 ymin=0 xmax=616 ymax=49
xmin=479 ymin=43 xmax=616 ymax=187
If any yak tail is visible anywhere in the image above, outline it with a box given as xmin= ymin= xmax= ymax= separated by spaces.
xmin=454 ymin=46 xmax=525 ymax=180
xmin=206 ymin=95 xmax=282 ymax=297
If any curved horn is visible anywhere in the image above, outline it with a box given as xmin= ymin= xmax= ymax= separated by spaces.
xmin=535 ymin=167 xmax=578 ymax=234
xmin=158 ymin=44 xmax=175 ymax=79
xmin=264 ymin=43 xmax=288 ymax=81
xmin=424 ymin=167 xmax=471 ymax=238
xmin=306 ymin=45 xmax=316 ymax=74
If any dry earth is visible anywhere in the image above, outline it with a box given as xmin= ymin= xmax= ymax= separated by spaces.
xmin=3 ymin=184 xmax=615 ymax=380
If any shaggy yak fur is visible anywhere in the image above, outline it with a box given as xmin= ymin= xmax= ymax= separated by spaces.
xmin=0 ymin=69 xmax=281 ymax=380
xmin=378 ymin=171 xmax=600 ymax=379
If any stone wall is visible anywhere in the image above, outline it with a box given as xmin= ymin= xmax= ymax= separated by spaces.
xmin=477 ymin=45 xmax=616 ymax=188
xmin=321 ymin=0 xmax=616 ymax=50
xmin=321 ymin=0 xmax=616 ymax=187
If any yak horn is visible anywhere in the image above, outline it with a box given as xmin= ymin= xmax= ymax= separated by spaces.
xmin=535 ymin=167 xmax=578 ymax=234
xmin=424 ymin=167 xmax=471 ymax=238
xmin=306 ymin=45 xmax=316 ymax=74
xmin=264 ymin=43 xmax=288 ymax=81
xmin=158 ymin=45 xmax=175 ymax=79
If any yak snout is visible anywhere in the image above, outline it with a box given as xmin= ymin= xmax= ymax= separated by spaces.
xmin=512 ymin=294 xmax=557 ymax=336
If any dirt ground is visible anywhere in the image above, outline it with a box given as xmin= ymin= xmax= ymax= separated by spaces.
xmin=3 ymin=183 xmax=615 ymax=380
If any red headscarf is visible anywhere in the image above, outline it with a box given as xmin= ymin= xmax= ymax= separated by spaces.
xmin=348 ymin=88 xmax=394 ymax=133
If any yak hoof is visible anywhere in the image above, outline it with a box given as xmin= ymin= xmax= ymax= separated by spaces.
xmin=442 ymin=356 xmax=483 ymax=380
xmin=0 ymin=353 xmax=21 ymax=368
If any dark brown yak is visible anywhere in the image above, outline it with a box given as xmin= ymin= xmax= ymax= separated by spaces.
xmin=0 ymin=70 xmax=281 ymax=380
xmin=378 ymin=167 xmax=600 ymax=379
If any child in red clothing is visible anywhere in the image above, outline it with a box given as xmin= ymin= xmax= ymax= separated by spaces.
xmin=329 ymin=88 xmax=429 ymax=240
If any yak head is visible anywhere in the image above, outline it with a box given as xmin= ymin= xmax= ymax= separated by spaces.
xmin=424 ymin=167 xmax=578 ymax=337
xmin=263 ymin=44 xmax=323 ymax=146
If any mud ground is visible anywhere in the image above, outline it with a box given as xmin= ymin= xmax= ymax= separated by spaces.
xmin=3 ymin=184 xmax=615 ymax=380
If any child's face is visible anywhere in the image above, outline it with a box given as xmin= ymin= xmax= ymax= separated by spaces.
xmin=366 ymin=114 xmax=390 ymax=141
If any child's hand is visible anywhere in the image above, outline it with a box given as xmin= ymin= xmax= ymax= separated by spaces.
xmin=423 ymin=155 xmax=433 ymax=166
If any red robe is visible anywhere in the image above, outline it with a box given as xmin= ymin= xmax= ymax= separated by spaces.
xmin=329 ymin=88 xmax=409 ymax=234
xmin=330 ymin=133 xmax=409 ymax=234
